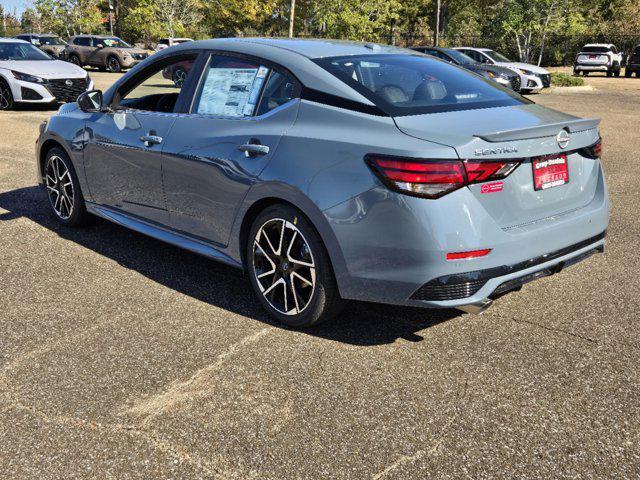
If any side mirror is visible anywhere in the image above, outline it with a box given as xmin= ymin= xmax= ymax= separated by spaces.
xmin=78 ymin=90 xmax=104 ymax=112
xmin=96 ymin=44 xmax=104 ymax=49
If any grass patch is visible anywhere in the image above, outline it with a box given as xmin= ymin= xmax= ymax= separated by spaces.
xmin=551 ymin=72 xmax=585 ymax=87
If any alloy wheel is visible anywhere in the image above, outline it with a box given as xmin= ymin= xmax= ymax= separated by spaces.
xmin=108 ymin=57 xmax=120 ymax=72
xmin=45 ymin=155 xmax=75 ymax=220
xmin=173 ymin=68 xmax=187 ymax=87
xmin=0 ymin=83 xmax=12 ymax=110
xmin=252 ymin=218 xmax=316 ymax=316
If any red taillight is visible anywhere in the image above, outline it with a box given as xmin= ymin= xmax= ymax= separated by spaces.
xmin=366 ymin=155 xmax=520 ymax=199
xmin=366 ymin=156 xmax=465 ymax=199
xmin=463 ymin=160 xmax=519 ymax=183
xmin=593 ymin=138 xmax=602 ymax=158
xmin=446 ymin=249 xmax=492 ymax=260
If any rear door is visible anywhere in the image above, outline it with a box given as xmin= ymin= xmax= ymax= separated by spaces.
xmin=83 ymin=52 xmax=200 ymax=224
xmin=161 ymin=52 xmax=301 ymax=246
xmin=73 ymin=37 xmax=93 ymax=63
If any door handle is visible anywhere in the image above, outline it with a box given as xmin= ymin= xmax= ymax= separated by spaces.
xmin=238 ymin=142 xmax=269 ymax=157
xmin=140 ymin=134 xmax=163 ymax=147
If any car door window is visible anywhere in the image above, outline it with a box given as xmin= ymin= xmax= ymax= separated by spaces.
xmin=75 ymin=37 xmax=90 ymax=46
xmin=256 ymin=70 xmax=299 ymax=115
xmin=119 ymin=56 xmax=197 ymax=113
xmin=193 ymin=56 xmax=270 ymax=117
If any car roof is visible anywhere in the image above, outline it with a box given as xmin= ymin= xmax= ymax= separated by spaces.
xmin=17 ymin=33 xmax=58 ymax=37
xmin=583 ymin=43 xmax=614 ymax=48
xmin=454 ymin=47 xmax=491 ymax=52
xmin=173 ymin=37 xmax=409 ymax=59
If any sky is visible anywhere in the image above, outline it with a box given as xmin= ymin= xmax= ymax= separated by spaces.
xmin=2 ymin=0 xmax=32 ymax=16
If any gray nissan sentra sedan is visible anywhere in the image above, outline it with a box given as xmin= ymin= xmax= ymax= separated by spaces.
xmin=35 ymin=38 xmax=610 ymax=327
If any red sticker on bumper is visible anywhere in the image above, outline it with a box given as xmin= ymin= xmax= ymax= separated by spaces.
xmin=480 ymin=182 xmax=504 ymax=194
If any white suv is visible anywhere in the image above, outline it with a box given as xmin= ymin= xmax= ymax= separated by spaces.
xmin=0 ymin=38 xmax=92 ymax=110
xmin=454 ymin=47 xmax=551 ymax=93
xmin=574 ymin=44 xmax=622 ymax=77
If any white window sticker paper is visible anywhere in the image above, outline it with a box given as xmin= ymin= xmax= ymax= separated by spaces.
xmin=197 ymin=66 xmax=270 ymax=117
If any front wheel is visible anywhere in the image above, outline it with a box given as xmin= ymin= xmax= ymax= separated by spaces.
xmin=0 ymin=79 xmax=14 ymax=110
xmin=43 ymin=147 xmax=88 ymax=226
xmin=625 ymin=69 xmax=632 ymax=78
xmin=106 ymin=56 xmax=121 ymax=73
xmin=247 ymin=205 xmax=344 ymax=328
xmin=68 ymin=54 xmax=81 ymax=66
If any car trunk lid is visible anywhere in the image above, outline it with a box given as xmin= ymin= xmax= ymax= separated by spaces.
xmin=393 ymin=104 xmax=601 ymax=229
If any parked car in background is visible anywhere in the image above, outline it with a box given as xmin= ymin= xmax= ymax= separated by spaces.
xmin=15 ymin=33 xmax=68 ymax=59
xmin=625 ymin=45 xmax=640 ymax=77
xmin=412 ymin=46 xmax=521 ymax=91
xmin=156 ymin=37 xmax=194 ymax=52
xmin=162 ymin=59 xmax=192 ymax=86
xmin=574 ymin=44 xmax=622 ymax=77
xmin=454 ymin=47 xmax=551 ymax=93
xmin=65 ymin=35 xmax=148 ymax=72
xmin=0 ymin=38 xmax=92 ymax=110
xmin=36 ymin=39 xmax=608 ymax=327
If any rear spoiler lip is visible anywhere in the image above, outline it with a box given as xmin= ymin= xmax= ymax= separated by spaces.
xmin=475 ymin=118 xmax=600 ymax=143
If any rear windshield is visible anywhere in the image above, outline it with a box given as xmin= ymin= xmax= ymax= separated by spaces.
xmin=582 ymin=46 xmax=610 ymax=53
xmin=314 ymin=54 xmax=528 ymax=116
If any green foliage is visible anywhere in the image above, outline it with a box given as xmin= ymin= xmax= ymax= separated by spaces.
xmin=551 ymin=71 xmax=585 ymax=86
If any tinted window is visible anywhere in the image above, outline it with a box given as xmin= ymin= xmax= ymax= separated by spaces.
xmin=0 ymin=42 xmax=51 ymax=60
xmin=257 ymin=70 xmax=299 ymax=115
xmin=40 ymin=36 xmax=66 ymax=46
xmin=635 ymin=46 xmax=640 ymax=56
xmin=443 ymin=49 xmax=476 ymax=65
xmin=582 ymin=46 xmax=610 ymax=53
xmin=193 ymin=56 xmax=270 ymax=117
xmin=74 ymin=37 xmax=91 ymax=46
xmin=119 ymin=56 xmax=196 ymax=112
xmin=315 ymin=54 xmax=527 ymax=116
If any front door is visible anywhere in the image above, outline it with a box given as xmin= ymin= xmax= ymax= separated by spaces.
xmin=162 ymin=54 xmax=301 ymax=246
xmin=83 ymin=54 xmax=198 ymax=224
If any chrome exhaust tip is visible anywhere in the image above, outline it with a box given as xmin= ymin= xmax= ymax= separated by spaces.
xmin=457 ymin=298 xmax=493 ymax=315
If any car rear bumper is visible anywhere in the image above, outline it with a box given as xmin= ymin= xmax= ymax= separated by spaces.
xmin=574 ymin=64 xmax=610 ymax=71
xmin=324 ymin=163 xmax=610 ymax=310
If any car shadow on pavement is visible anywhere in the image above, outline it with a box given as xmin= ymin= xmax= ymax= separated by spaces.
xmin=0 ymin=186 xmax=462 ymax=346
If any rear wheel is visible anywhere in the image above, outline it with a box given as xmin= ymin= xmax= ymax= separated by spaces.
xmin=247 ymin=204 xmax=343 ymax=328
xmin=106 ymin=56 xmax=121 ymax=73
xmin=625 ymin=69 xmax=632 ymax=78
xmin=43 ymin=147 xmax=88 ymax=226
xmin=0 ymin=79 xmax=14 ymax=110
xmin=582 ymin=71 xmax=589 ymax=76
xmin=606 ymin=70 xmax=613 ymax=77
xmin=615 ymin=68 xmax=621 ymax=77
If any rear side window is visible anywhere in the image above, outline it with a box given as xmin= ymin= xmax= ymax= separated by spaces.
xmin=193 ymin=56 xmax=270 ymax=117
xmin=257 ymin=70 xmax=299 ymax=115
xmin=582 ymin=46 xmax=610 ymax=53
xmin=74 ymin=37 xmax=91 ymax=46
xmin=315 ymin=54 xmax=527 ymax=116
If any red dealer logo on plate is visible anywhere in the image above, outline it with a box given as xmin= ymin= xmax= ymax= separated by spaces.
xmin=480 ymin=182 xmax=504 ymax=194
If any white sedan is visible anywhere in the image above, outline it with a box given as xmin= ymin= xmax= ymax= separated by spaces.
xmin=0 ymin=38 xmax=93 ymax=110
xmin=454 ymin=47 xmax=551 ymax=93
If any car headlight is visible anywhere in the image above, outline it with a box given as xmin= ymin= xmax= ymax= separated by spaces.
xmin=11 ymin=71 xmax=45 ymax=84
xmin=487 ymin=71 xmax=496 ymax=78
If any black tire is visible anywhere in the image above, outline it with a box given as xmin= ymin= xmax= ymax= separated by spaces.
xmin=42 ymin=147 xmax=88 ymax=227
xmin=625 ymin=69 xmax=632 ymax=78
xmin=246 ymin=204 xmax=344 ymax=328
xmin=0 ymin=78 xmax=14 ymax=110
xmin=172 ymin=67 xmax=187 ymax=87
xmin=68 ymin=54 xmax=81 ymax=66
xmin=606 ymin=70 xmax=613 ymax=77
xmin=637 ymin=72 xmax=640 ymax=78
xmin=615 ymin=69 xmax=621 ymax=77
xmin=106 ymin=56 xmax=122 ymax=73
xmin=582 ymin=71 xmax=589 ymax=76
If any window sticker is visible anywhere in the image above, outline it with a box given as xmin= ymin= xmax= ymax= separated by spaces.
xmin=197 ymin=66 xmax=269 ymax=117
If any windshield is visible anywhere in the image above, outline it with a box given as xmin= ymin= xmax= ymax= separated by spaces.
xmin=97 ymin=37 xmax=131 ymax=48
xmin=0 ymin=42 xmax=52 ymax=60
xmin=484 ymin=50 xmax=512 ymax=62
xmin=443 ymin=49 xmax=476 ymax=65
xmin=582 ymin=46 xmax=610 ymax=53
xmin=39 ymin=36 xmax=66 ymax=46
xmin=315 ymin=54 xmax=527 ymax=116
